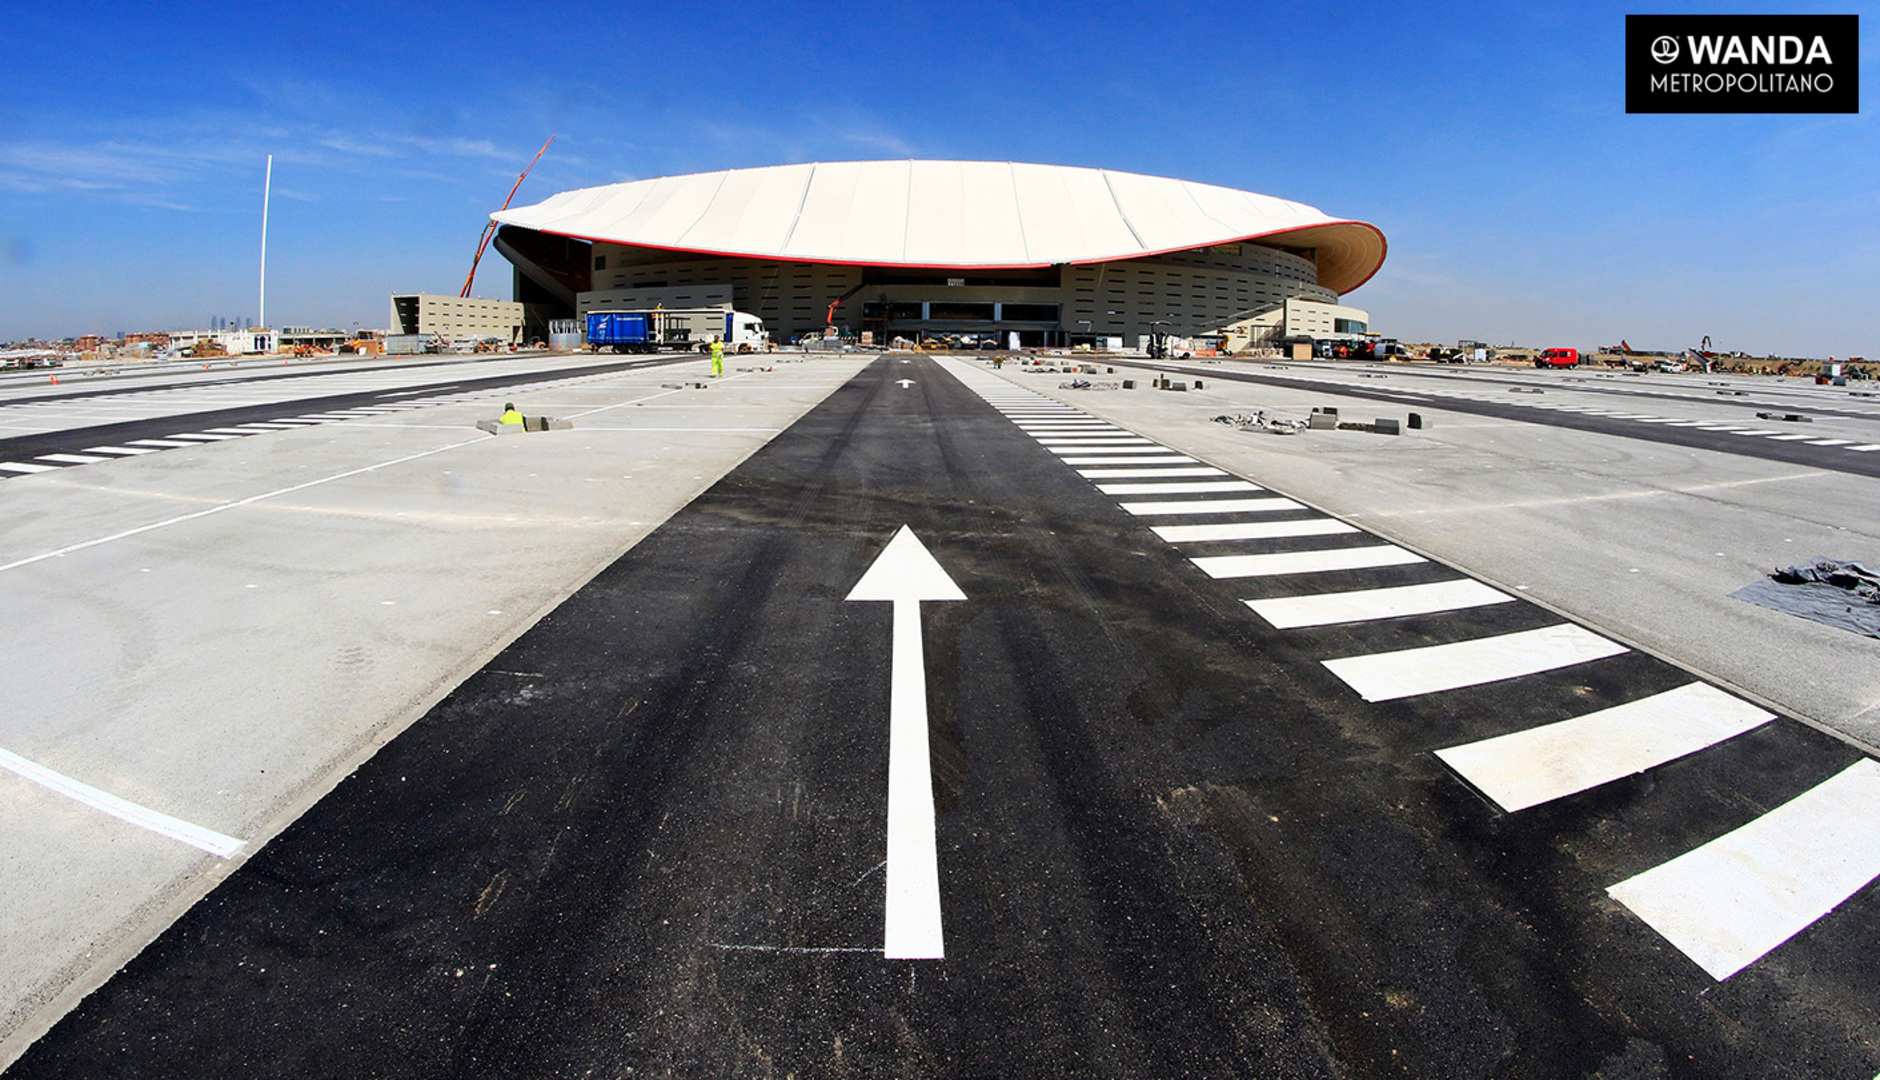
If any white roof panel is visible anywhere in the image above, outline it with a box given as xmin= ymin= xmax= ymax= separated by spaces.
xmin=493 ymin=160 xmax=1385 ymax=291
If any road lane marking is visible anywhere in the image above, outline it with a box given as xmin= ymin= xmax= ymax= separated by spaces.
xmin=1098 ymin=480 xmax=1260 ymax=495
xmin=126 ymin=439 xmax=201 ymax=447
xmin=1246 ymin=578 xmax=1512 ymax=628
xmin=1765 ymin=433 xmax=1816 ymax=441
xmin=0 ymin=746 xmax=243 ymax=858
xmin=167 ymin=432 xmax=241 ymax=440
xmin=1321 ymin=624 xmax=1627 ymax=702
xmin=1062 ymin=455 xmax=1197 ymax=465
xmin=1192 ymin=545 xmax=1425 ymax=579
xmin=0 ymin=435 xmax=493 ymax=575
xmin=1119 ymin=496 xmax=1297 ymax=515
xmin=1607 ymin=758 xmax=1880 ymax=981
xmin=0 ymin=462 xmax=59 ymax=473
xmin=1435 ymin=683 xmax=1775 ymax=813
xmin=36 ymin=453 xmax=109 ymax=464
xmin=1079 ymin=467 xmax=1225 ymax=479
xmin=83 ymin=446 xmax=158 ymax=455
xmin=1152 ymin=519 xmax=1356 ymax=544
xmin=846 ymin=526 xmax=964 ymax=961
xmin=1049 ymin=445 xmax=1176 ymax=456
xmin=1850 ymin=444 xmax=1880 ymax=452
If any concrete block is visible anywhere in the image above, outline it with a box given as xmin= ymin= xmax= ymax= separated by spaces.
xmin=1374 ymin=418 xmax=1401 ymax=435
xmin=1308 ymin=413 xmax=1337 ymax=430
xmin=1408 ymin=412 xmax=1426 ymax=429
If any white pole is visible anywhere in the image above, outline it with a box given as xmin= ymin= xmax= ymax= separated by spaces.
xmin=259 ymin=154 xmax=272 ymax=332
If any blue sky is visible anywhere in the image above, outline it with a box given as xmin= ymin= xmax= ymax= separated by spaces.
xmin=1 ymin=0 xmax=1872 ymax=356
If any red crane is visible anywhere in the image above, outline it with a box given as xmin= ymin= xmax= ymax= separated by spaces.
xmin=460 ymin=134 xmax=556 ymax=298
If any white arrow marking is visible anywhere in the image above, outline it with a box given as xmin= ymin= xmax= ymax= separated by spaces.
xmin=896 ymin=379 xmax=915 ymax=388
xmin=846 ymin=525 xmax=965 ymax=959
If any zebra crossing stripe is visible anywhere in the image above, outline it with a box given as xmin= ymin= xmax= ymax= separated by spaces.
xmin=1062 ymin=455 xmax=1197 ymax=466
xmin=1079 ymin=467 xmax=1225 ymax=479
xmin=1607 ymin=758 xmax=1880 ymax=981
xmin=1192 ymin=544 xmax=1424 ymax=579
xmin=1152 ymin=519 xmax=1357 ymax=544
xmin=36 ymin=453 xmax=109 ymax=465
xmin=0 ymin=462 xmax=58 ymax=473
xmin=1435 ymin=683 xmax=1774 ymax=813
xmin=83 ymin=446 xmax=157 ymax=456
xmin=1321 ymin=623 xmax=1626 ymax=702
xmin=1051 ymin=445 xmax=1175 ymax=456
xmin=1245 ymin=577 xmax=1512 ymax=629
xmin=1099 ymin=480 xmax=1259 ymax=496
xmin=1119 ymin=496 xmax=1298 ymax=516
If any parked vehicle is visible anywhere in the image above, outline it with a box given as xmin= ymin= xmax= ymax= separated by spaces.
xmin=1535 ymin=347 xmax=1580 ymax=368
xmin=586 ymin=309 xmax=769 ymax=354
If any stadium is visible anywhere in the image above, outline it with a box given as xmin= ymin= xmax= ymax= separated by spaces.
xmin=490 ymin=160 xmax=1385 ymax=350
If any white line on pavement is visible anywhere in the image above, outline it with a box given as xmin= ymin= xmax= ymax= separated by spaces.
xmin=1050 ymin=445 xmax=1177 ymax=455
xmin=1192 ymin=545 xmax=1425 ymax=579
xmin=1098 ymin=480 xmax=1260 ymax=495
xmin=1152 ymin=519 xmax=1356 ymax=544
xmin=1119 ymin=497 xmax=1296 ymax=515
xmin=0 ymin=435 xmax=492 ymax=575
xmin=1079 ymin=467 xmax=1226 ymax=479
xmin=1245 ymin=577 xmax=1511 ymax=628
xmin=1062 ymin=455 xmax=1197 ymax=466
xmin=0 ymin=746 xmax=243 ymax=858
xmin=1607 ymin=758 xmax=1880 ymax=981
xmin=1321 ymin=624 xmax=1627 ymax=703
xmin=1435 ymin=683 xmax=1775 ymax=813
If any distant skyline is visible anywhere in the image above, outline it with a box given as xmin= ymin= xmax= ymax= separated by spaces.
xmin=1 ymin=0 xmax=1872 ymax=356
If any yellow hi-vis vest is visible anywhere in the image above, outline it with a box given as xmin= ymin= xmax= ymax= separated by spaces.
xmin=500 ymin=409 xmax=524 ymax=425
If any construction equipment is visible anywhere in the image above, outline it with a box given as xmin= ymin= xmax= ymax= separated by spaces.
xmin=460 ymin=135 xmax=555 ymax=298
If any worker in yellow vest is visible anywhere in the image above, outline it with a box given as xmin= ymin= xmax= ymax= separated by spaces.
xmin=500 ymin=402 xmax=524 ymax=426
xmin=709 ymin=337 xmax=724 ymax=377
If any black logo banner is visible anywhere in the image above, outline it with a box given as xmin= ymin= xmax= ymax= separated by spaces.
xmin=1627 ymin=14 xmax=1859 ymax=114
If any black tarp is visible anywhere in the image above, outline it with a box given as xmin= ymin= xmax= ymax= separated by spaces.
xmin=1731 ymin=557 xmax=1880 ymax=639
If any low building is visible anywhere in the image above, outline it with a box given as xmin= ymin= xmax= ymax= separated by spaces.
xmin=164 ymin=328 xmax=277 ymax=355
xmin=389 ymin=294 xmax=528 ymax=344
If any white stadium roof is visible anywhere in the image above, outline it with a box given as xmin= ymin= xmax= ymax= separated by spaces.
xmin=492 ymin=160 xmax=1386 ymax=294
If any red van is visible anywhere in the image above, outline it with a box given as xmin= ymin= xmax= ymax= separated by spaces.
xmin=1535 ymin=348 xmax=1579 ymax=368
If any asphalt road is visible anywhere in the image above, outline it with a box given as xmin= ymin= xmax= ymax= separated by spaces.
xmin=10 ymin=355 xmax=1879 ymax=1078
xmin=0 ymin=353 xmax=700 ymax=469
xmin=1137 ymin=360 xmax=1880 ymax=478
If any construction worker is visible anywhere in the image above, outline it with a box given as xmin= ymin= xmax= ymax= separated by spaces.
xmin=500 ymin=402 xmax=524 ymax=426
xmin=709 ymin=336 xmax=724 ymax=377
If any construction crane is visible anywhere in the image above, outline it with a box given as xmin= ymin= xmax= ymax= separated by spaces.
xmin=460 ymin=135 xmax=556 ymax=298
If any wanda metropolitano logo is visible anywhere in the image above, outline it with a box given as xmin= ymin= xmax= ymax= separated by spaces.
xmin=1626 ymin=14 xmax=1859 ymax=113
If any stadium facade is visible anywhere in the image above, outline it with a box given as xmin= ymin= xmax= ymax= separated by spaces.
xmin=490 ymin=160 xmax=1385 ymax=350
